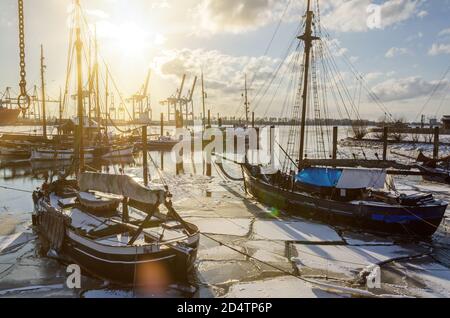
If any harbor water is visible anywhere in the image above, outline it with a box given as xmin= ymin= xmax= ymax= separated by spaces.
xmin=0 ymin=126 xmax=449 ymax=298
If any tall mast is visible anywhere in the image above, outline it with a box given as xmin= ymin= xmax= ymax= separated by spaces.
xmin=244 ymin=74 xmax=249 ymax=125
xmin=88 ymin=39 xmax=92 ymax=123
xmin=75 ymin=13 xmax=85 ymax=172
xmin=58 ymin=88 xmax=62 ymax=135
xmin=298 ymin=0 xmax=319 ymax=163
xmin=95 ymin=26 xmax=101 ymax=131
xmin=40 ymin=45 xmax=47 ymax=139
xmin=105 ymin=65 xmax=109 ymax=134
xmin=201 ymin=71 xmax=206 ymax=129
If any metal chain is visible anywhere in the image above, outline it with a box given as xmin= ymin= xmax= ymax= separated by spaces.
xmin=17 ymin=0 xmax=30 ymax=110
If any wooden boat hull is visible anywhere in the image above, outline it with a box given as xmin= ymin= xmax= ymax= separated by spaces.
xmin=147 ymin=141 xmax=179 ymax=151
xmin=33 ymin=194 xmax=200 ymax=286
xmin=243 ymin=166 xmax=447 ymax=237
xmin=62 ymin=230 xmax=199 ymax=285
xmin=0 ymin=146 xmax=30 ymax=158
xmin=101 ymin=146 xmax=135 ymax=159
xmin=31 ymin=149 xmax=95 ymax=161
xmin=0 ymin=108 xmax=21 ymax=125
xmin=418 ymin=166 xmax=450 ymax=185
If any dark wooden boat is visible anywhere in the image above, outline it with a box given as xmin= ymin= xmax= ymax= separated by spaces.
xmin=240 ymin=0 xmax=448 ymax=237
xmin=32 ymin=173 xmax=199 ymax=286
xmin=417 ymin=152 xmax=450 ymax=184
xmin=242 ymin=164 xmax=447 ymax=237
xmin=0 ymin=108 xmax=21 ymax=125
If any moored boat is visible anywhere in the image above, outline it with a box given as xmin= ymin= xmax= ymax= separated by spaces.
xmin=243 ymin=164 xmax=447 ymax=237
xmin=417 ymin=152 xmax=450 ymax=184
xmin=0 ymin=108 xmax=21 ymax=125
xmin=31 ymin=148 xmax=95 ymax=161
xmin=240 ymin=0 xmax=448 ymax=237
xmin=32 ymin=172 xmax=200 ymax=286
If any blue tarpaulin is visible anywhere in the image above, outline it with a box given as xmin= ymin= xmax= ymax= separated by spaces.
xmin=296 ymin=168 xmax=343 ymax=188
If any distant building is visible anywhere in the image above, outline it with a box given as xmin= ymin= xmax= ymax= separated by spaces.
xmin=443 ymin=116 xmax=450 ymax=130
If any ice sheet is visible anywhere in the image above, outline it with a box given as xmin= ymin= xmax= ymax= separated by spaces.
xmin=253 ymin=220 xmax=343 ymax=243
xmin=185 ymin=217 xmax=251 ymax=237
xmin=292 ymin=244 xmax=429 ymax=280
xmin=0 ymin=232 xmax=35 ymax=254
xmin=225 ymin=276 xmax=343 ymax=298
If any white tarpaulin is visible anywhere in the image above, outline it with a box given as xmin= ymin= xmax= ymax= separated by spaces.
xmin=79 ymin=173 xmax=166 ymax=205
xmin=336 ymin=169 xmax=386 ymax=190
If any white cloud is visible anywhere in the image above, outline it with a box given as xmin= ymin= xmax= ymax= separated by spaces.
xmin=322 ymin=0 xmax=423 ymax=33
xmin=194 ymin=0 xmax=285 ymax=35
xmin=372 ymin=76 xmax=449 ymax=102
xmin=385 ymin=47 xmax=411 ymax=58
xmin=438 ymin=28 xmax=450 ymax=37
xmin=428 ymin=43 xmax=450 ymax=56
xmin=417 ymin=10 xmax=428 ymax=18
xmin=153 ymin=48 xmax=280 ymax=95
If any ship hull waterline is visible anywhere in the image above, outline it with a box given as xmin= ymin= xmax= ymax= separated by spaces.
xmin=242 ymin=166 xmax=446 ymax=237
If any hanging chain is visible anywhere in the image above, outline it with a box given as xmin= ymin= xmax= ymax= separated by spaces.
xmin=17 ymin=0 xmax=30 ymax=110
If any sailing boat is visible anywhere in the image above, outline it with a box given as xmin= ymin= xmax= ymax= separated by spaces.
xmin=32 ymin=0 xmax=199 ymax=286
xmin=242 ymin=0 xmax=447 ymax=237
xmin=417 ymin=152 xmax=450 ymax=185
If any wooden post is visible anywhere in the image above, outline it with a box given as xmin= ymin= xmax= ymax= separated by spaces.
xmin=332 ymin=126 xmax=338 ymax=160
xmin=122 ymin=198 xmax=129 ymax=223
xmin=382 ymin=126 xmax=388 ymax=161
xmin=207 ymin=110 xmax=211 ymax=128
xmin=270 ymin=126 xmax=275 ymax=165
xmin=142 ymin=125 xmax=149 ymax=186
xmin=160 ymin=113 xmax=164 ymax=137
xmin=40 ymin=45 xmax=47 ymax=140
xmin=176 ymin=110 xmax=183 ymax=175
xmin=433 ymin=127 xmax=440 ymax=160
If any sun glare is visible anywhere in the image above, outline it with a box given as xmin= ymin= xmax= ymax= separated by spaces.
xmin=95 ymin=20 xmax=165 ymax=59
xmin=115 ymin=22 xmax=148 ymax=57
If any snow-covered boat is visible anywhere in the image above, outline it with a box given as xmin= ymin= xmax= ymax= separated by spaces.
xmin=32 ymin=172 xmax=200 ymax=286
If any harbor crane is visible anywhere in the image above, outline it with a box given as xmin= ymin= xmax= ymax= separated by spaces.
xmin=128 ymin=69 xmax=152 ymax=123
xmin=160 ymin=74 xmax=197 ymax=127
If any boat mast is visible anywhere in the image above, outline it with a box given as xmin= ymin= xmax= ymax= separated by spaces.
xmin=298 ymin=0 xmax=319 ymax=163
xmin=105 ymin=65 xmax=109 ymax=135
xmin=244 ymin=74 xmax=249 ymax=125
xmin=95 ymin=27 xmax=101 ymax=133
xmin=58 ymin=88 xmax=62 ymax=135
xmin=40 ymin=45 xmax=47 ymax=139
xmin=201 ymin=72 xmax=206 ymax=129
xmin=75 ymin=0 xmax=85 ymax=172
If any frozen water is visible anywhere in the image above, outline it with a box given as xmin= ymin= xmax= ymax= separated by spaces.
xmin=225 ymin=276 xmax=344 ymax=298
xmin=185 ymin=217 xmax=251 ymax=237
xmin=0 ymin=232 xmax=35 ymax=254
xmin=292 ymin=244 xmax=429 ymax=280
xmin=253 ymin=220 xmax=343 ymax=243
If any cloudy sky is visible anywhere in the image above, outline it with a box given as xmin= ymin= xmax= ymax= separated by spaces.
xmin=0 ymin=0 xmax=449 ymax=121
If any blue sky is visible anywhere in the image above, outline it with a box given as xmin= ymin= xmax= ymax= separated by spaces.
xmin=0 ymin=0 xmax=449 ymax=121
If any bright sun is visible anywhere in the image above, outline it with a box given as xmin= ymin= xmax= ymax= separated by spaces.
xmin=96 ymin=21 xmax=159 ymax=59
xmin=115 ymin=22 xmax=148 ymax=57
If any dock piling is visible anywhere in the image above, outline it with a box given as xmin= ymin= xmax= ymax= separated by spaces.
xmin=433 ymin=127 xmax=440 ymax=159
xmin=142 ymin=125 xmax=149 ymax=186
xmin=383 ymin=127 xmax=388 ymax=161
xmin=332 ymin=126 xmax=338 ymax=160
